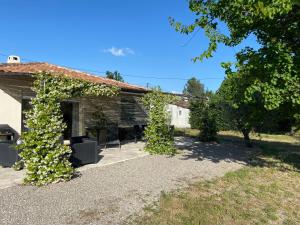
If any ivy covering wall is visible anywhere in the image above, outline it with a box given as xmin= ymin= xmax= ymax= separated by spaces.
xmin=18 ymin=72 xmax=118 ymax=186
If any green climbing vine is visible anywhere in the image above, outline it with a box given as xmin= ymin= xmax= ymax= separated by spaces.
xmin=142 ymin=88 xmax=179 ymax=155
xmin=18 ymin=72 xmax=118 ymax=186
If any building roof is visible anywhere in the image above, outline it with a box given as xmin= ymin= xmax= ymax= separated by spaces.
xmin=0 ymin=62 xmax=147 ymax=92
xmin=164 ymin=92 xmax=190 ymax=109
xmin=174 ymin=98 xmax=190 ymax=109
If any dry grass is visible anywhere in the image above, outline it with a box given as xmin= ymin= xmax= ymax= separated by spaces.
xmin=175 ymin=128 xmax=300 ymax=143
xmin=219 ymin=130 xmax=300 ymax=144
xmin=174 ymin=128 xmax=199 ymax=138
xmin=133 ymin=132 xmax=300 ymax=225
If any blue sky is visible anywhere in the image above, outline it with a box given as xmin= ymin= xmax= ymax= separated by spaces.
xmin=0 ymin=0 xmax=258 ymax=92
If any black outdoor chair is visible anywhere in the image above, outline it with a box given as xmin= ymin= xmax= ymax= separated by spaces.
xmin=105 ymin=123 xmax=121 ymax=149
xmin=0 ymin=142 xmax=20 ymax=167
xmin=84 ymin=123 xmax=121 ymax=149
xmin=70 ymin=136 xmax=89 ymax=145
xmin=70 ymin=136 xmax=99 ymax=167
xmin=133 ymin=125 xmax=145 ymax=142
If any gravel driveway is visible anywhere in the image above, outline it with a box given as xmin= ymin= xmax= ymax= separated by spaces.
xmin=0 ymin=137 xmax=249 ymax=225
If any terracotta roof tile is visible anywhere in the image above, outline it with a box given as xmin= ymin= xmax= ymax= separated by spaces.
xmin=0 ymin=62 xmax=147 ymax=92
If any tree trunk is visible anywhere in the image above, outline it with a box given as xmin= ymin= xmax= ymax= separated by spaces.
xmin=241 ymin=129 xmax=253 ymax=148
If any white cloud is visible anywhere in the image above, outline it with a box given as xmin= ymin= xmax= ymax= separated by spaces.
xmin=103 ymin=47 xmax=135 ymax=57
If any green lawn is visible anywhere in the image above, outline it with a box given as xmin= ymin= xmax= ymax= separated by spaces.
xmin=134 ymin=130 xmax=300 ymax=225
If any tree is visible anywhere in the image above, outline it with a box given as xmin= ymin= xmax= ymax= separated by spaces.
xmin=106 ymin=71 xmax=124 ymax=82
xmin=215 ymin=73 xmax=265 ymax=147
xmin=183 ymin=77 xmax=205 ymax=97
xmin=184 ymin=78 xmax=215 ymax=130
xmin=142 ymin=88 xmax=178 ymax=155
xmin=183 ymin=77 xmax=207 ymax=128
xmin=171 ymin=0 xmax=300 ymax=135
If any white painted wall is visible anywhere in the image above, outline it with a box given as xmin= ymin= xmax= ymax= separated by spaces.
xmin=0 ymin=88 xmax=22 ymax=136
xmin=167 ymin=104 xmax=191 ymax=128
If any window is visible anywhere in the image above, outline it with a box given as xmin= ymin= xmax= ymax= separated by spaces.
xmin=179 ymin=110 xmax=182 ymax=116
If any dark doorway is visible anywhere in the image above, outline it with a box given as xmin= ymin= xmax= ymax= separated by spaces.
xmin=61 ymin=102 xmax=73 ymax=139
xmin=22 ymin=100 xmax=75 ymax=139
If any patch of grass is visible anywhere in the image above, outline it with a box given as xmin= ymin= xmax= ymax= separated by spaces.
xmin=257 ymin=143 xmax=300 ymax=171
xmin=135 ymin=167 xmax=300 ymax=225
xmin=219 ymin=131 xmax=300 ymax=171
xmin=174 ymin=128 xmax=199 ymax=138
xmin=219 ymin=130 xmax=300 ymax=144
xmin=133 ymin=133 xmax=300 ymax=225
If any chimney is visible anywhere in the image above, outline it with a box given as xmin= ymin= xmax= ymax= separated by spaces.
xmin=7 ymin=55 xmax=21 ymax=64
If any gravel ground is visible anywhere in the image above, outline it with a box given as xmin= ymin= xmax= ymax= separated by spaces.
xmin=0 ymin=137 xmax=250 ymax=225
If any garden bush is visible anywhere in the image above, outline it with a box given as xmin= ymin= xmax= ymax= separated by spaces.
xmin=198 ymin=106 xmax=218 ymax=142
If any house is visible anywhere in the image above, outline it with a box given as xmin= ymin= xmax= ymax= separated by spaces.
xmin=168 ymin=96 xmax=191 ymax=128
xmin=0 ymin=57 xmax=148 ymax=142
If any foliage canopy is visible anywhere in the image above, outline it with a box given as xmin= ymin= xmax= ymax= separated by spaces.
xmin=183 ymin=77 xmax=205 ymax=98
xmin=171 ymin=0 xmax=300 ymax=136
xmin=106 ymin=71 xmax=124 ymax=82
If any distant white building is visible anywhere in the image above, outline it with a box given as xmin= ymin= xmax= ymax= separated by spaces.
xmin=168 ymin=97 xmax=190 ymax=128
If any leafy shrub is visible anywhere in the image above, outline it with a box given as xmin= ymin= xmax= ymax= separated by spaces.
xmin=189 ymin=99 xmax=206 ymax=129
xmin=199 ymin=106 xmax=218 ymax=142
xmin=189 ymin=95 xmax=218 ymax=142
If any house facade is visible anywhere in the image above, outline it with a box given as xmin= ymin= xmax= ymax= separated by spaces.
xmin=168 ymin=97 xmax=191 ymax=128
xmin=0 ymin=61 xmax=148 ymax=141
